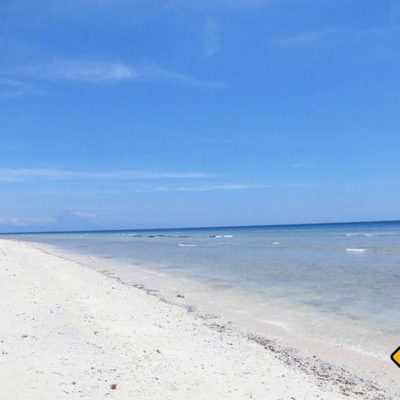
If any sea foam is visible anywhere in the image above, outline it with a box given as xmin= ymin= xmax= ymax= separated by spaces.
xmin=346 ymin=248 xmax=366 ymax=253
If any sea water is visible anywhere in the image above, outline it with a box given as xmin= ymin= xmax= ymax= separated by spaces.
xmin=8 ymin=221 xmax=400 ymax=363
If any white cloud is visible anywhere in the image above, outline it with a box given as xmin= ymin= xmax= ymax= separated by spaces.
xmin=12 ymin=60 xmax=224 ymax=88
xmin=0 ymin=168 xmax=213 ymax=182
xmin=67 ymin=210 xmax=96 ymax=220
xmin=26 ymin=60 xmax=136 ymax=82
xmin=165 ymin=0 xmax=270 ymax=10
xmin=292 ymin=163 xmax=315 ymax=169
xmin=3 ymin=0 xmax=272 ymax=28
xmin=0 ymin=78 xmax=38 ymax=98
xmin=280 ymin=26 xmax=400 ymax=46
xmin=151 ymin=182 xmax=307 ymax=192
xmin=0 ymin=214 xmax=55 ymax=227
xmin=0 ymin=210 xmax=95 ymax=228
xmin=53 ymin=0 xmax=270 ymax=12
xmin=203 ymin=17 xmax=220 ymax=57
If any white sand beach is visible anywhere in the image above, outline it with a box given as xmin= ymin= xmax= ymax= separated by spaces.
xmin=0 ymin=239 xmax=396 ymax=400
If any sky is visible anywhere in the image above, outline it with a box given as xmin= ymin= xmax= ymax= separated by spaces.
xmin=1 ymin=0 xmax=400 ymax=232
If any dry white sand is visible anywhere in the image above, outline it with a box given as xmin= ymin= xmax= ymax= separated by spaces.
xmin=0 ymin=239 xmax=395 ymax=399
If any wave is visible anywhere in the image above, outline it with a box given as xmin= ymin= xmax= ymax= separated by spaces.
xmin=346 ymin=248 xmax=366 ymax=253
xmin=209 ymin=234 xmax=233 ymax=238
xmin=342 ymin=232 xmax=397 ymax=237
xmin=123 ymin=233 xmax=191 ymax=239
xmin=178 ymin=244 xmax=198 ymax=247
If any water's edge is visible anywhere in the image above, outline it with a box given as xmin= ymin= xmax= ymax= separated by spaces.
xmin=18 ymin=238 xmax=400 ymax=397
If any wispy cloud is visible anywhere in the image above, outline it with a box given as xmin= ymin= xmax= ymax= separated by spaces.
xmin=165 ymin=0 xmax=270 ymax=10
xmin=280 ymin=26 xmax=400 ymax=46
xmin=53 ymin=0 xmax=270 ymax=12
xmin=10 ymin=60 xmax=224 ymax=88
xmin=5 ymin=0 xmax=272 ymax=24
xmin=61 ymin=210 xmax=96 ymax=220
xmin=0 ymin=214 xmax=55 ymax=227
xmin=0 ymin=168 xmax=214 ymax=183
xmin=151 ymin=182 xmax=308 ymax=192
xmin=291 ymin=163 xmax=315 ymax=169
xmin=0 ymin=168 xmax=309 ymax=193
xmin=0 ymin=78 xmax=38 ymax=98
xmin=203 ymin=17 xmax=221 ymax=57
xmin=0 ymin=210 xmax=96 ymax=228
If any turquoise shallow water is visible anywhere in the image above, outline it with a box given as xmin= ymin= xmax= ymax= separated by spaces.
xmin=7 ymin=221 xmax=400 ymax=343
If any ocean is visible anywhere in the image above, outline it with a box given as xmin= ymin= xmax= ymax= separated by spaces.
xmin=7 ymin=220 xmax=400 ymax=367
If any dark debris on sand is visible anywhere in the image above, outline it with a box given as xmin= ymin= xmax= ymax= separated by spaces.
xmin=89 ymin=263 xmax=394 ymax=400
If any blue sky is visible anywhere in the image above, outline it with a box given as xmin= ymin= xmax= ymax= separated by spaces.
xmin=1 ymin=0 xmax=400 ymax=232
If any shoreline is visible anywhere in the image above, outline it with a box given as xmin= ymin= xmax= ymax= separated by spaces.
xmin=0 ymin=238 xmax=397 ymax=399
xmin=23 ymin=238 xmax=399 ymax=387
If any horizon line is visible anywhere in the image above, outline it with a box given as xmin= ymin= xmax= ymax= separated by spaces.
xmin=1 ymin=219 xmax=399 ymax=236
